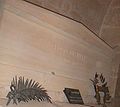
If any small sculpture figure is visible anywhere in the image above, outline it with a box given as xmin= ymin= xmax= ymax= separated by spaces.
xmin=6 ymin=76 xmax=52 ymax=105
xmin=90 ymin=73 xmax=111 ymax=107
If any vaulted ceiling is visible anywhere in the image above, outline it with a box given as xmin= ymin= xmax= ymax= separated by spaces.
xmin=24 ymin=0 xmax=120 ymax=52
xmin=100 ymin=0 xmax=120 ymax=50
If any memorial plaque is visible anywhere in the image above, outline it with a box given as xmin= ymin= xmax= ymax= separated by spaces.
xmin=63 ymin=88 xmax=84 ymax=104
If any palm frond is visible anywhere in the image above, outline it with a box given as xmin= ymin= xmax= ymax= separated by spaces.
xmin=6 ymin=76 xmax=52 ymax=105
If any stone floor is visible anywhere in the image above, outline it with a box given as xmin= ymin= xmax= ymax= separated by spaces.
xmin=94 ymin=97 xmax=120 ymax=107
xmin=0 ymin=99 xmax=92 ymax=107
xmin=0 ymin=98 xmax=120 ymax=107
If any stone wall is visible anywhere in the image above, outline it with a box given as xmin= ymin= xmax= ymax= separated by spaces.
xmin=114 ymin=54 xmax=120 ymax=97
xmin=0 ymin=0 xmax=114 ymax=105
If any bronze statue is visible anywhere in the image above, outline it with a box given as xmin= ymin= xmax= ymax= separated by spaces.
xmin=90 ymin=73 xmax=111 ymax=107
xmin=6 ymin=76 xmax=52 ymax=105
